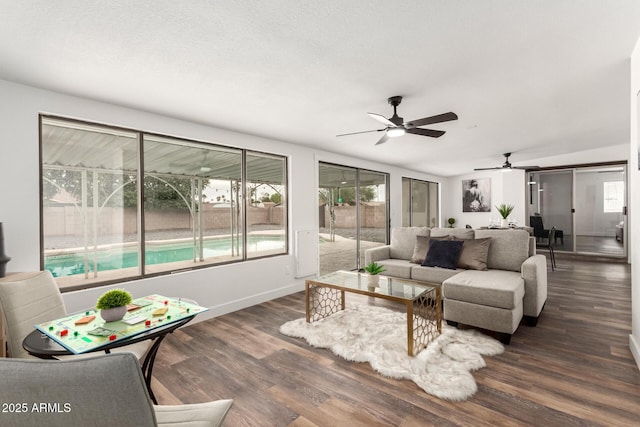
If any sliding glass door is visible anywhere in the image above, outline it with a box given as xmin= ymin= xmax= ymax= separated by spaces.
xmin=402 ymin=178 xmax=439 ymax=227
xmin=527 ymin=164 xmax=626 ymax=258
xmin=318 ymin=163 xmax=389 ymax=275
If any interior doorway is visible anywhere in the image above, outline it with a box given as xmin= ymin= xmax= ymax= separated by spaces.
xmin=527 ymin=164 xmax=627 ymax=258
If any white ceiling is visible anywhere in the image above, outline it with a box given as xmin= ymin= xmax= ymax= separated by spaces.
xmin=2 ymin=1 xmax=640 ymax=176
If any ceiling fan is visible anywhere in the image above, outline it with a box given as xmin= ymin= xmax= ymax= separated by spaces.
xmin=336 ymin=96 xmax=458 ymax=145
xmin=474 ymin=153 xmax=539 ymax=171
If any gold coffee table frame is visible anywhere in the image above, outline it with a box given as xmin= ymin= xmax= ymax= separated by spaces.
xmin=305 ymin=271 xmax=441 ymax=356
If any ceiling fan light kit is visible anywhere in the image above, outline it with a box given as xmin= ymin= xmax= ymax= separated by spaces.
xmin=386 ymin=127 xmax=406 ymax=137
xmin=337 ymin=96 xmax=458 ymax=145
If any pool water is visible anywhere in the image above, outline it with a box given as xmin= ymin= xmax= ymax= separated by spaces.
xmin=45 ymin=235 xmax=285 ymax=277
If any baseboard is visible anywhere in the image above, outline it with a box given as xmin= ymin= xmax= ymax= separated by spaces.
xmin=630 ymin=333 xmax=640 ymax=371
xmin=189 ymin=280 xmax=306 ymax=324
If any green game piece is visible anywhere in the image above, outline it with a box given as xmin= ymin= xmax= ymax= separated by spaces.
xmin=49 ymin=326 xmax=54 ymax=331
xmin=74 ymin=331 xmax=79 ymax=336
xmin=167 ymin=315 xmax=171 ymax=320
xmin=86 ymin=311 xmax=90 ymax=315
xmin=187 ymin=308 xmax=190 ymax=313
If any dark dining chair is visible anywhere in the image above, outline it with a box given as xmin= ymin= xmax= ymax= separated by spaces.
xmin=529 ymin=215 xmax=550 ymax=242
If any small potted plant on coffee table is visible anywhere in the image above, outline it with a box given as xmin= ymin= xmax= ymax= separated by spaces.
xmin=96 ymin=289 xmax=132 ymax=322
xmin=363 ymin=261 xmax=385 ymax=286
xmin=496 ymin=203 xmax=514 ymax=228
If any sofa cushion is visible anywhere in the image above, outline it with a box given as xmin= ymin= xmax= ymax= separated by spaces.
xmin=376 ymin=259 xmax=413 ymax=279
xmin=456 ymin=237 xmax=491 ymax=270
xmin=474 ymin=229 xmax=530 ymax=272
xmin=410 ymin=235 xmax=449 ymax=264
xmin=422 ymin=239 xmax=464 ymax=270
xmin=390 ymin=227 xmax=430 ymax=260
xmin=411 ymin=265 xmax=463 ymax=284
xmin=442 ymin=270 xmax=525 ymax=310
xmin=431 ymin=227 xmax=474 ymax=239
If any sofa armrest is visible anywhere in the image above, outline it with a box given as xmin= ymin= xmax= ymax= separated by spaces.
xmin=521 ymin=255 xmax=548 ymax=317
xmin=365 ymin=245 xmax=391 ymax=264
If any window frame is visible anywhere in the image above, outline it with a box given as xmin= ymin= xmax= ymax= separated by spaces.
xmin=39 ymin=115 xmax=288 ymax=291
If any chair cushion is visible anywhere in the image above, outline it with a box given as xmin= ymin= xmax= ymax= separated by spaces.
xmin=411 ymin=265 xmax=464 ymax=284
xmin=430 ymin=227 xmax=474 ymax=239
xmin=376 ymin=259 xmax=413 ymax=279
xmin=154 ymin=399 xmax=234 ymax=427
xmin=474 ymin=229 xmax=530 ymax=272
xmin=422 ymin=240 xmax=464 ymax=270
xmin=390 ymin=227 xmax=429 ymax=260
xmin=443 ymin=270 xmax=525 ymax=310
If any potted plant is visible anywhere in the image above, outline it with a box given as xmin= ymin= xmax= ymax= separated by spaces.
xmin=363 ymin=261 xmax=385 ymax=286
xmin=447 ymin=217 xmax=456 ymax=228
xmin=496 ymin=203 xmax=515 ymax=228
xmin=96 ymin=289 xmax=132 ymax=322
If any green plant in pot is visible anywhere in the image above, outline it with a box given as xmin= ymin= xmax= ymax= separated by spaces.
xmin=447 ymin=218 xmax=456 ymax=228
xmin=363 ymin=261 xmax=385 ymax=286
xmin=496 ymin=203 xmax=514 ymax=228
xmin=96 ymin=289 xmax=132 ymax=322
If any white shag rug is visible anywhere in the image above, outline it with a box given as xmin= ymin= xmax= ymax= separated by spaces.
xmin=280 ymin=304 xmax=504 ymax=401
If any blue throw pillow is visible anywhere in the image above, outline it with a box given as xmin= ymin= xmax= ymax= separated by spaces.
xmin=422 ymin=239 xmax=464 ymax=270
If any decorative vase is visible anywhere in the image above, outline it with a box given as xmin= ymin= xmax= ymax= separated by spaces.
xmin=100 ymin=306 xmax=127 ymax=322
xmin=500 ymin=218 xmax=509 ymax=228
xmin=367 ymin=274 xmax=380 ymax=286
xmin=0 ymin=223 xmax=11 ymax=278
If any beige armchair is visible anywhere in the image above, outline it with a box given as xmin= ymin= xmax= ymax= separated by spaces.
xmin=0 ymin=353 xmax=233 ymax=426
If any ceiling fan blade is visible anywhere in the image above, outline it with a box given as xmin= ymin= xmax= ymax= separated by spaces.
xmin=407 ymin=128 xmax=446 ymax=138
xmin=374 ymin=133 xmax=389 ymax=145
xmin=406 ymin=112 xmax=458 ymax=128
xmin=473 ymin=167 xmax=502 ymax=171
xmin=368 ymin=112 xmax=395 ymax=127
xmin=512 ymin=165 xmax=540 ymax=170
xmin=336 ymin=128 xmax=385 ymax=137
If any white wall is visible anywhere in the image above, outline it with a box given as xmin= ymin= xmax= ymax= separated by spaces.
xmin=443 ymin=169 xmax=526 ymax=229
xmin=630 ymin=37 xmax=640 ymax=370
xmin=0 ymin=79 xmax=443 ymax=318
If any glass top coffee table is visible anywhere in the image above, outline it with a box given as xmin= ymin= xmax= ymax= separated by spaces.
xmin=305 ymin=270 xmax=441 ymax=356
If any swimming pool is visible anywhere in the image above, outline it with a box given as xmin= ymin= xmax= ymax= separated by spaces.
xmin=45 ymin=235 xmax=285 ymax=277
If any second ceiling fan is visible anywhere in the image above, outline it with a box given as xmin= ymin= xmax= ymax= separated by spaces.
xmin=474 ymin=153 xmax=539 ymax=171
xmin=337 ymin=96 xmax=458 ymax=145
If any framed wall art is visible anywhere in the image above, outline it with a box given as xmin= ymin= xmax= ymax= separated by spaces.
xmin=462 ymin=178 xmax=491 ymax=212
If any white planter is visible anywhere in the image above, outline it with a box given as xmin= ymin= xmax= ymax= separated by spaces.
xmin=500 ymin=218 xmax=509 ymax=228
xmin=367 ymin=274 xmax=380 ymax=286
xmin=100 ymin=306 xmax=127 ymax=322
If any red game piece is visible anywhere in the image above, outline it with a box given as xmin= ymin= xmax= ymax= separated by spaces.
xmin=60 ymin=329 xmax=69 ymax=337
xmin=164 ymin=300 xmax=168 ymax=305
xmin=109 ymin=334 xmax=116 ymax=341
xmin=145 ymin=320 xmax=151 ymax=327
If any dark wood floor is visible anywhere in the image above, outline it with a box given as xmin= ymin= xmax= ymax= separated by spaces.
xmin=152 ymin=256 xmax=640 ymax=426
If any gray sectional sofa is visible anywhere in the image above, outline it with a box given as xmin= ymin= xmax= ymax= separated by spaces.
xmin=365 ymin=226 xmax=548 ymax=344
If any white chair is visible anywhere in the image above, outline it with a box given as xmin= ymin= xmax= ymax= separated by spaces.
xmin=0 ymin=352 xmax=233 ymax=427
xmin=0 ymin=270 xmax=150 ymax=360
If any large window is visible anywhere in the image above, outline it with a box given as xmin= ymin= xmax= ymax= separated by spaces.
xmin=40 ymin=116 xmax=288 ymax=290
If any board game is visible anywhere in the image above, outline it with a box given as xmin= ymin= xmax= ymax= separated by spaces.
xmin=35 ymin=294 xmax=208 ymax=354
